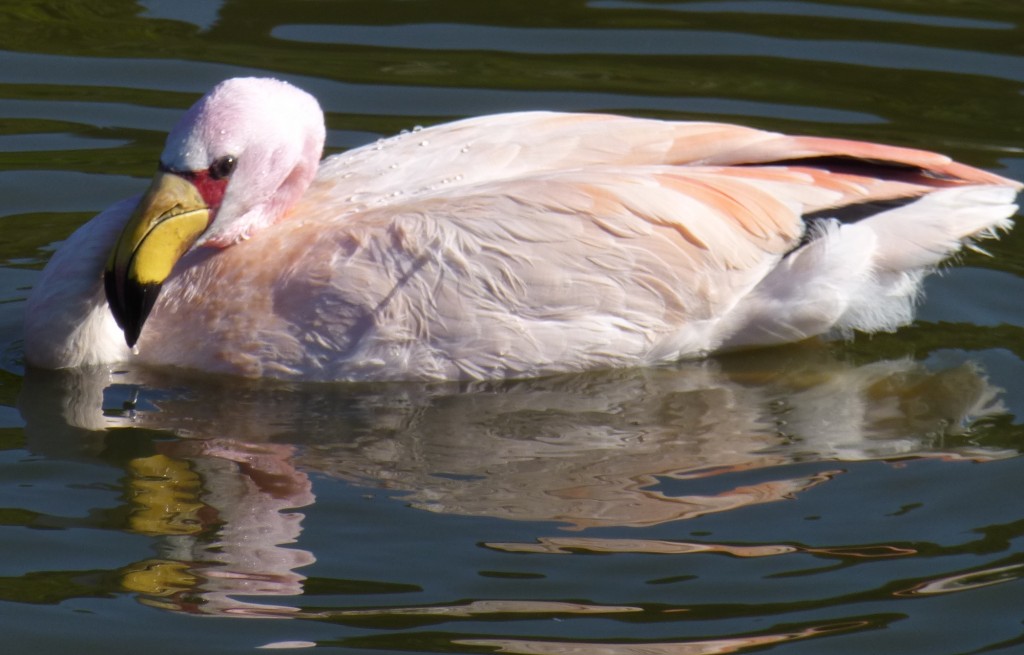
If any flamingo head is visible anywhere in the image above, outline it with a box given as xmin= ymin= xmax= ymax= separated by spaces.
xmin=104 ymin=77 xmax=326 ymax=347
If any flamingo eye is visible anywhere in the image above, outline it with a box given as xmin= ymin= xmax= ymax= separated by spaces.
xmin=209 ymin=155 xmax=237 ymax=180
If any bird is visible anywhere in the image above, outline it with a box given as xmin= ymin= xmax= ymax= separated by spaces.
xmin=23 ymin=77 xmax=1021 ymax=381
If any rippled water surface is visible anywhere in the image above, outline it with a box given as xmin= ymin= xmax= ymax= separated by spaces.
xmin=2 ymin=1 xmax=1024 ymax=653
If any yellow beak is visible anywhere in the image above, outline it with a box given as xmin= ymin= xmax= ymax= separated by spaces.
xmin=104 ymin=171 xmax=212 ymax=347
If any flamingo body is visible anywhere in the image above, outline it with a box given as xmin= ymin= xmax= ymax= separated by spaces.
xmin=24 ymin=78 xmax=1021 ymax=380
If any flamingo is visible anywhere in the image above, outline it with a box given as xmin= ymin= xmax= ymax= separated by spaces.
xmin=23 ymin=77 xmax=1021 ymax=381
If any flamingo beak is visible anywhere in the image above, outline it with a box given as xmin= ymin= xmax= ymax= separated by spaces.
xmin=104 ymin=171 xmax=212 ymax=348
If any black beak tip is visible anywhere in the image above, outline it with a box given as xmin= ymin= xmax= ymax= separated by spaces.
xmin=123 ymin=326 xmax=141 ymax=349
xmin=104 ymin=268 xmax=160 ymax=350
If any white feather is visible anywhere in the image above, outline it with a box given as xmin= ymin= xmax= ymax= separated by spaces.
xmin=22 ymin=78 xmax=1022 ymax=380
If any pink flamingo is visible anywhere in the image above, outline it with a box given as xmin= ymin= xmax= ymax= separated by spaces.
xmin=24 ymin=78 xmax=1021 ymax=380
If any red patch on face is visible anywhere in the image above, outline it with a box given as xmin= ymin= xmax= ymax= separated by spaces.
xmin=180 ymin=169 xmax=230 ymax=209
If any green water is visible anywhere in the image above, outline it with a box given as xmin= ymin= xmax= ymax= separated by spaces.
xmin=1 ymin=1 xmax=1023 ymax=653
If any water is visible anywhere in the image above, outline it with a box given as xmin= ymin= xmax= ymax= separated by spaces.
xmin=2 ymin=1 xmax=1023 ymax=653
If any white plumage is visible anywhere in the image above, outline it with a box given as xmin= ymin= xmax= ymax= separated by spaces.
xmin=23 ymin=78 xmax=1021 ymax=380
